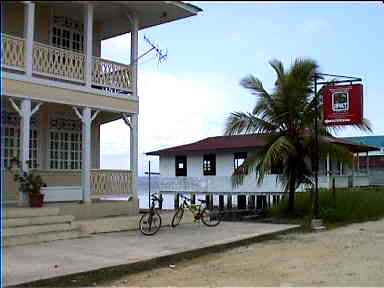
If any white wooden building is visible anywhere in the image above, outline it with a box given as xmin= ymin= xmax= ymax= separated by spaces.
xmin=2 ymin=1 xmax=201 ymax=210
xmin=147 ymin=134 xmax=379 ymax=210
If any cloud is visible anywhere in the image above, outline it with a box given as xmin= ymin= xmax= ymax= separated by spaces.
xmin=300 ymin=18 xmax=331 ymax=35
xmin=100 ymin=70 xmax=246 ymax=174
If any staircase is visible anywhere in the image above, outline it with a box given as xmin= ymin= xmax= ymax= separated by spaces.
xmin=3 ymin=207 xmax=85 ymax=247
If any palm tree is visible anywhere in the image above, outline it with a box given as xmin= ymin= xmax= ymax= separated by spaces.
xmin=225 ymin=58 xmax=371 ymax=213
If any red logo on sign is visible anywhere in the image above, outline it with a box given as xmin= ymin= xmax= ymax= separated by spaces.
xmin=322 ymin=84 xmax=363 ymax=126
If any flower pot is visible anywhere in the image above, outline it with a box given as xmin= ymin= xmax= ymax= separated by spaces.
xmin=29 ymin=193 xmax=44 ymax=208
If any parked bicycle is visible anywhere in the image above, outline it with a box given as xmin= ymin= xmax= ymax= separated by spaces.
xmin=139 ymin=193 xmax=163 ymax=236
xmin=171 ymin=194 xmax=222 ymax=227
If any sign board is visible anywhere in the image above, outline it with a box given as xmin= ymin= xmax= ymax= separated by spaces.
xmin=322 ymin=84 xmax=363 ymax=126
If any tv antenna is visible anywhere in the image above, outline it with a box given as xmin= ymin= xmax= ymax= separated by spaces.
xmin=136 ymin=35 xmax=168 ymax=65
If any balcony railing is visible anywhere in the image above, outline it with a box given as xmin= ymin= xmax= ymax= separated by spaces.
xmin=33 ymin=41 xmax=86 ymax=83
xmin=91 ymin=169 xmax=133 ymax=198
xmin=1 ymin=33 xmax=132 ymax=94
xmin=1 ymin=34 xmax=25 ymax=71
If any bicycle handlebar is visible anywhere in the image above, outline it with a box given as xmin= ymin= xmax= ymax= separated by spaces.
xmin=179 ymin=194 xmax=192 ymax=203
xmin=151 ymin=193 xmax=163 ymax=204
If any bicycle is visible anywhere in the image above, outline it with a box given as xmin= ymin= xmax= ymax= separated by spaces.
xmin=139 ymin=193 xmax=163 ymax=236
xmin=171 ymin=194 xmax=222 ymax=227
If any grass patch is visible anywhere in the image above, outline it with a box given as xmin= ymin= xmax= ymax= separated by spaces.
xmin=265 ymin=186 xmax=384 ymax=226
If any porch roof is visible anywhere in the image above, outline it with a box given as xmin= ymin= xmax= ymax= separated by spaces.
xmin=146 ymin=134 xmax=380 ymax=156
xmin=38 ymin=1 xmax=202 ymax=40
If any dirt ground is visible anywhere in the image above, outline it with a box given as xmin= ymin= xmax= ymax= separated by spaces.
xmin=100 ymin=219 xmax=384 ymax=287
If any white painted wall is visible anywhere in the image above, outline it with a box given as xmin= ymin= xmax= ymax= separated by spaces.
xmin=158 ymin=150 xmax=286 ymax=193
xmin=158 ymin=151 xmax=369 ymax=194
xmin=160 ymin=151 xmax=253 ymax=177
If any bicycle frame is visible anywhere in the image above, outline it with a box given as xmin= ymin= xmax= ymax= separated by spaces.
xmin=149 ymin=194 xmax=163 ymax=213
xmin=178 ymin=196 xmax=204 ymax=219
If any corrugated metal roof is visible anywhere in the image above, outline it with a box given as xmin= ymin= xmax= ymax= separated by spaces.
xmin=343 ymin=136 xmax=384 ymax=149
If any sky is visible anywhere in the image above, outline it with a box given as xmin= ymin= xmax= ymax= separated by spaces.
xmin=99 ymin=1 xmax=384 ymax=175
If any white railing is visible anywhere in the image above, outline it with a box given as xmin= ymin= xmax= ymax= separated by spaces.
xmin=33 ymin=41 xmax=85 ymax=82
xmin=1 ymin=34 xmax=25 ymax=71
xmin=92 ymin=57 xmax=131 ymax=93
xmin=91 ymin=169 xmax=133 ymax=198
xmin=2 ymin=33 xmax=133 ymax=94
xmin=159 ymin=175 xmax=285 ymax=194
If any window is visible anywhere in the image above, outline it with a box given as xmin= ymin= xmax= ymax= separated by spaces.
xmin=234 ymin=152 xmax=247 ymax=174
xmin=51 ymin=16 xmax=84 ymax=52
xmin=49 ymin=118 xmax=82 ymax=169
xmin=203 ymin=154 xmax=216 ymax=176
xmin=271 ymin=160 xmax=283 ymax=174
xmin=3 ymin=113 xmax=38 ymax=169
xmin=175 ymin=156 xmax=187 ymax=176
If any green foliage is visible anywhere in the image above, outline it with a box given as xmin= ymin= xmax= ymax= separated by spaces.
xmin=8 ymin=159 xmax=46 ymax=196
xmin=265 ymin=187 xmax=384 ymax=224
xmin=224 ymin=58 xmax=371 ymax=213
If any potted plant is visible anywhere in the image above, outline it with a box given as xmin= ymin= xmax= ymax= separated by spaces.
xmin=9 ymin=158 xmax=47 ymax=207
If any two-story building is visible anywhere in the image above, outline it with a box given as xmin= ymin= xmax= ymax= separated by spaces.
xmin=146 ymin=134 xmax=379 ymax=210
xmin=2 ymin=2 xmax=201 ymax=209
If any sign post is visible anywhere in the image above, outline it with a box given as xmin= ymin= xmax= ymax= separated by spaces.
xmin=144 ymin=160 xmax=160 ymax=209
xmin=312 ymin=73 xmax=362 ymax=222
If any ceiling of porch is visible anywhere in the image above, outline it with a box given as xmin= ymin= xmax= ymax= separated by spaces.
xmin=36 ymin=1 xmax=202 ymax=40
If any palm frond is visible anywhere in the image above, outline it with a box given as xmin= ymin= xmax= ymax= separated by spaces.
xmin=318 ymin=140 xmax=354 ymax=168
xmin=255 ymin=135 xmax=295 ymax=184
xmin=224 ymin=112 xmax=277 ymax=136
xmin=269 ymin=59 xmax=285 ymax=84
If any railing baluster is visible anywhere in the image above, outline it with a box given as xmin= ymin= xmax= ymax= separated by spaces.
xmin=32 ymin=41 xmax=85 ymax=82
xmin=1 ymin=34 xmax=25 ymax=70
xmin=90 ymin=170 xmax=133 ymax=198
xmin=2 ymin=33 xmax=132 ymax=93
xmin=92 ymin=57 xmax=132 ymax=94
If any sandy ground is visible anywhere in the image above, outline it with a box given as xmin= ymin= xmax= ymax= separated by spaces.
xmin=103 ymin=219 xmax=384 ymax=287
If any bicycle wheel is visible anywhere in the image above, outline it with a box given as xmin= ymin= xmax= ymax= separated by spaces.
xmin=139 ymin=210 xmax=162 ymax=236
xmin=201 ymin=207 xmax=221 ymax=227
xmin=171 ymin=208 xmax=184 ymax=227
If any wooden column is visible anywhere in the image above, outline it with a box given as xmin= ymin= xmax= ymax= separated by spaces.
xmin=130 ymin=13 xmax=139 ymax=97
xmin=84 ymin=3 xmax=94 ymax=87
xmin=74 ymin=107 xmax=99 ymax=202
xmin=24 ymin=1 xmax=35 ymax=77
xmin=9 ymin=98 xmax=41 ymax=205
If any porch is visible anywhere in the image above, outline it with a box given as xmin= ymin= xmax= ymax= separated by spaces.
xmin=3 ymin=99 xmax=138 ymax=207
xmin=4 ymin=169 xmax=134 ymax=205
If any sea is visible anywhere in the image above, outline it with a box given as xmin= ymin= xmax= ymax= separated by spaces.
xmin=103 ymin=175 xmax=237 ymax=209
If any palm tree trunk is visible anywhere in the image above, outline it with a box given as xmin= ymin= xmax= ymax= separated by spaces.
xmin=288 ymin=178 xmax=295 ymax=213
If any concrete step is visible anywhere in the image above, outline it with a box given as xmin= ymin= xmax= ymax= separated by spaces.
xmin=6 ymin=215 xmax=75 ymax=228
xmin=5 ymin=207 xmax=60 ymax=219
xmin=3 ymin=230 xmax=85 ymax=247
xmin=5 ymin=223 xmax=78 ymax=237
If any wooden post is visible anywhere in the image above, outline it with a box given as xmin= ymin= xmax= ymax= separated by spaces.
xmin=130 ymin=114 xmax=138 ymax=197
xmin=227 ymin=194 xmax=232 ymax=209
xmin=24 ymin=1 xmax=35 ymax=77
xmin=82 ymin=107 xmax=91 ymax=202
xmin=84 ymin=3 xmax=94 ymax=87
xmin=19 ymin=99 xmax=31 ymax=204
xmin=130 ymin=13 xmax=139 ymax=97
xmin=74 ymin=107 xmax=99 ymax=203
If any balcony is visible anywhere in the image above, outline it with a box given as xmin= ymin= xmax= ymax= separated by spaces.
xmin=1 ymin=33 xmax=132 ymax=95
